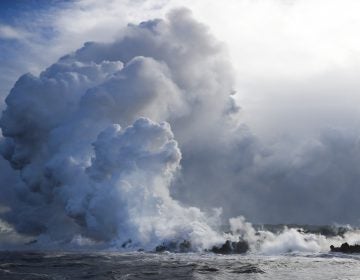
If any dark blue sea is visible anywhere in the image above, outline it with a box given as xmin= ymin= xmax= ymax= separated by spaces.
xmin=1 ymin=251 xmax=359 ymax=280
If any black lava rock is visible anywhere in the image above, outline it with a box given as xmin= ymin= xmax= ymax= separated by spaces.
xmin=155 ymin=240 xmax=192 ymax=252
xmin=211 ymin=239 xmax=249 ymax=254
xmin=330 ymin=242 xmax=360 ymax=253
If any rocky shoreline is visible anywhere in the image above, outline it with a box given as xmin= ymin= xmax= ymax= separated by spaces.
xmin=330 ymin=243 xmax=360 ymax=253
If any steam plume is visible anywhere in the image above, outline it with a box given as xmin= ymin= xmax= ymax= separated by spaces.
xmin=0 ymin=9 xmax=240 ymax=249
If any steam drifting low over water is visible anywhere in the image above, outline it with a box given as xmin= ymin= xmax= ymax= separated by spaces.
xmin=1 ymin=5 xmax=360 ymax=267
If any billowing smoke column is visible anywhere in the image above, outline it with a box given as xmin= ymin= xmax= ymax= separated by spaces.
xmin=0 ymin=9 xmax=239 ymax=249
xmin=5 ymin=7 xmax=360 ymax=253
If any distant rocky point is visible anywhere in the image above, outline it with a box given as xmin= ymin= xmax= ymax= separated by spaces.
xmin=154 ymin=239 xmax=249 ymax=254
xmin=210 ymin=240 xmax=249 ymax=254
xmin=330 ymin=242 xmax=360 ymax=253
xmin=155 ymin=240 xmax=192 ymax=253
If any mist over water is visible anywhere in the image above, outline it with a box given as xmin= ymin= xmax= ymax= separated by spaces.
xmin=1 ymin=6 xmax=360 ymax=259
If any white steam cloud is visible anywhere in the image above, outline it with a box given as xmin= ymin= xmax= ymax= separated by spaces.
xmin=1 ymin=5 xmax=360 ymax=253
xmin=0 ymin=9 xmax=239 ymax=249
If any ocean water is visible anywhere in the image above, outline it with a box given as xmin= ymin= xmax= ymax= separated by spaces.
xmin=0 ymin=251 xmax=359 ymax=280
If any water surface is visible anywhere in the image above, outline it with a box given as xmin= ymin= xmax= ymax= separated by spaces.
xmin=1 ymin=251 xmax=359 ymax=279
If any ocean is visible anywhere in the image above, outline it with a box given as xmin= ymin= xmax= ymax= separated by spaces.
xmin=1 ymin=251 xmax=359 ymax=280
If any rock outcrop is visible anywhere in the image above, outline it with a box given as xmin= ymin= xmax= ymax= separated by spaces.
xmin=330 ymin=242 xmax=360 ymax=253
xmin=211 ymin=240 xmax=249 ymax=254
xmin=155 ymin=240 xmax=192 ymax=253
